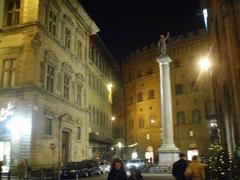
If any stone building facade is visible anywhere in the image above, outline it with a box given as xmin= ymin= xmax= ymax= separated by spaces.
xmin=87 ymin=34 xmax=119 ymax=160
xmin=200 ymin=0 xmax=240 ymax=153
xmin=121 ymin=30 xmax=214 ymax=161
xmin=0 ymin=0 xmax=100 ymax=169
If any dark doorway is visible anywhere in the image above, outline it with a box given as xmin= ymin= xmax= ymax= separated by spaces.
xmin=62 ymin=131 xmax=69 ymax=163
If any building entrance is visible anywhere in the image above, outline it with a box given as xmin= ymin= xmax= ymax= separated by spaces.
xmin=62 ymin=131 xmax=69 ymax=163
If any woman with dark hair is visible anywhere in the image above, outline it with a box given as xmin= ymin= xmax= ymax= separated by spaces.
xmin=128 ymin=166 xmax=144 ymax=180
xmin=107 ymin=158 xmax=128 ymax=180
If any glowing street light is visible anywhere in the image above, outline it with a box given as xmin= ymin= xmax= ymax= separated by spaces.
xmin=111 ymin=116 xmax=115 ymax=121
xmin=198 ymin=57 xmax=212 ymax=71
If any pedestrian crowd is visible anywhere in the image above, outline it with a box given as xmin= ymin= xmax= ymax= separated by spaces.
xmin=172 ymin=153 xmax=205 ymax=180
xmin=107 ymin=158 xmax=144 ymax=180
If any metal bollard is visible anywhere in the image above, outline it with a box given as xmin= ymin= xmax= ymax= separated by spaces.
xmin=8 ymin=170 xmax=11 ymax=180
xmin=76 ymin=172 xmax=78 ymax=180
xmin=58 ymin=169 xmax=61 ymax=180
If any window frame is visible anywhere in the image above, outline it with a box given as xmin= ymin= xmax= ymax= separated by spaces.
xmin=6 ymin=0 xmax=21 ymax=26
xmin=192 ymin=109 xmax=201 ymax=123
xmin=2 ymin=59 xmax=16 ymax=88
xmin=63 ymin=74 xmax=70 ymax=100
xmin=45 ymin=115 xmax=53 ymax=136
xmin=77 ymin=126 xmax=81 ymax=140
xmin=46 ymin=63 xmax=55 ymax=93
xmin=48 ymin=9 xmax=57 ymax=37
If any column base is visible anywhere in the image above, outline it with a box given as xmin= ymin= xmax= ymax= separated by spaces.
xmin=158 ymin=144 xmax=180 ymax=167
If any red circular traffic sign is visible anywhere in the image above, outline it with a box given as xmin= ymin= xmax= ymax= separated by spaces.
xmin=49 ymin=143 xmax=56 ymax=150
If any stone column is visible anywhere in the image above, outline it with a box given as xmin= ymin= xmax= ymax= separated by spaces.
xmin=156 ymin=56 xmax=179 ymax=167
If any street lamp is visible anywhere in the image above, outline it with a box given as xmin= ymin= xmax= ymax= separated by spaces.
xmin=198 ymin=57 xmax=212 ymax=71
xmin=111 ymin=116 xmax=115 ymax=121
xmin=117 ymin=142 xmax=123 ymax=158
xmin=198 ymin=57 xmax=219 ymax=144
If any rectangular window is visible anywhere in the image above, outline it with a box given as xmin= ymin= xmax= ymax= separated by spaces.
xmin=49 ymin=10 xmax=57 ymax=36
xmin=192 ymin=110 xmax=201 ymax=123
xmin=77 ymin=84 xmax=82 ymax=106
xmin=77 ymin=40 xmax=82 ymax=58
xmin=64 ymin=27 xmax=71 ymax=49
xmin=148 ymin=90 xmax=155 ymax=99
xmin=146 ymin=133 xmax=150 ymax=140
xmin=2 ymin=59 xmax=16 ymax=87
xmin=177 ymin=112 xmax=185 ymax=125
xmin=46 ymin=64 xmax=54 ymax=92
xmin=6 ymin=0 xmax=20 ymax=26
xmin=63 ymin=75 xmax=70 ymax=100
xmin=175 ymin=84 xmax=183 ymax=95
xmin=45 ymin=117 xmax=52 ymax=135
xmin=77 ymin=127 xmax=81 ymax=140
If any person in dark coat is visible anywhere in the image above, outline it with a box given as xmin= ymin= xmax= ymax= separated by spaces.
xmin=107 ymin=158 xmax=128 ymax=180
xmin=128 ymin=166 xmax=144 ymax=180
xmin=172 ymin=153 xmax=189 ymax=180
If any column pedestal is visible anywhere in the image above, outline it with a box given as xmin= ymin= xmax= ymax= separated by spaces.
xmin=156 ymin=56 xmax=180 ymax=167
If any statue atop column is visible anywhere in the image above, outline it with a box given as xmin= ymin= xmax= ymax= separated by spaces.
xmin=158 ymin=32 xmax=169 ymax=57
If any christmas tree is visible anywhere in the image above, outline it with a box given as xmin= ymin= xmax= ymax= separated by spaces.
xmin=206 ymin=144 xmax=233 ymax=180
xmin=232 ymin=146 xmax=240 ymax=180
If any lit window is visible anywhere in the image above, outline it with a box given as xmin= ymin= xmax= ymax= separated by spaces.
xmin=146 ymin=133 xmax=150 ymax=140
xmin=77 ymin=127 xmax=81 ymax=140
xmin=46 ymin=64 xmax=54 ymax=92
xmin=49 ymin=10 xmax=57 ymax=36
xmin=2 ymin=59 xmax=16 ymax=87
xmin=63 ymin=74 xmax=70 ymax=100
xmin=189 ymin=129 xmax=193 ymax=137
xmin=77 ymin=84 xmax=82 ymax=106
xmin=6 ymin=0 xmax=20 ymax=26
xmin=45 ymin=116 xmax=52 ymax=135
xmin=64 ymin=27 xmax=71 ymax=49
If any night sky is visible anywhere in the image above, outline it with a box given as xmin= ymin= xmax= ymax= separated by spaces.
xmin=80 ymin=0 xmax=205 ymax=60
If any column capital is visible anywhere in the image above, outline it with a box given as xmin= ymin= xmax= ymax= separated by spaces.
xmin=156 ymin=56 xmax=172 ymax=65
